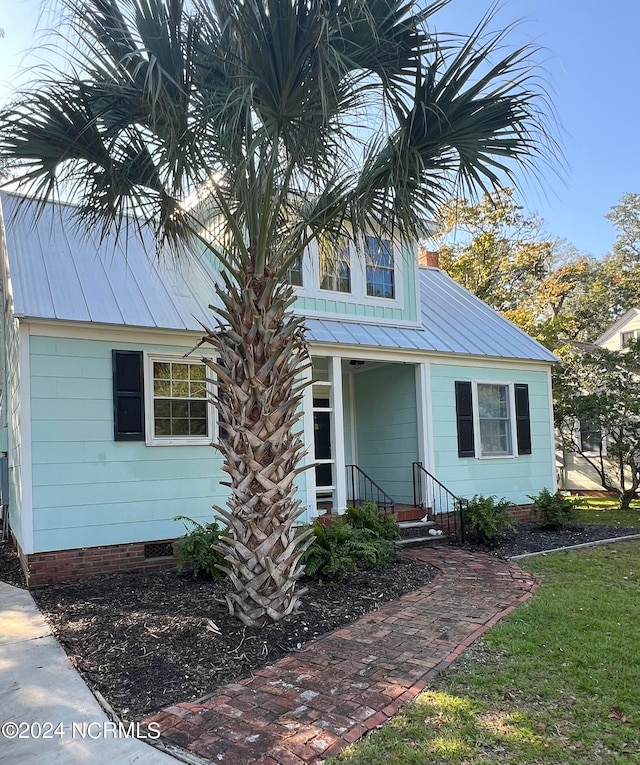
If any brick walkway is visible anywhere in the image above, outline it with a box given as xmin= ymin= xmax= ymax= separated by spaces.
xmin=143 ymin=547 xmax=537 ymax=764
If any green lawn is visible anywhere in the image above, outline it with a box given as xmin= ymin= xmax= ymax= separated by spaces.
xmin=570 ymin=496 xmax=640 ymax=529
xmin=333 ymin=541 xmax=640 ymax=765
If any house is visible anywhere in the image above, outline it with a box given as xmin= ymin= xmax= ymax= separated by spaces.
xmin=0 ymin=192 xmax=558 ymax=585
xmin=557 ymin=309 xmax=640 ymax=493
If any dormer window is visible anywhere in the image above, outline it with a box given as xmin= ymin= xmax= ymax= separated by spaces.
xmin=320 ymin=237 xmax=351 ymax=293
xmin=365 ymin=236 xmax=394 ymax=299
xmin=286 ymin=255 xmax=304 ymax=287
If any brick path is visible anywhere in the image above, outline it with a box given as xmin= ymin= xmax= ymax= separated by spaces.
xmin=143 ymin=547 xmax=537 ymax=764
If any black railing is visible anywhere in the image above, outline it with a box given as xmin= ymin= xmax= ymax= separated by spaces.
xmin=412 ymin=462 xmax=466 ymax=543
xmin=346 ymin=465 xmax=395 ymax=515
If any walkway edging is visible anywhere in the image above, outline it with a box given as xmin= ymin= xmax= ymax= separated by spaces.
xmin=508 ymin=533 xmax=640 ymax=561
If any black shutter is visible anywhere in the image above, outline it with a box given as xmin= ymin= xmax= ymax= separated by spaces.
xmin=113 ymin=351 xmax=145 ymax=441
xmin=514 ymin=383 xmax=532 ymax=455
xmin=455 ymin=381 xmax=475 ymax=457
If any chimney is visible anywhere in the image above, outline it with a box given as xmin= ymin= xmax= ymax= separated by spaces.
xmin=419 ymin=249 xmax=440 ymax=268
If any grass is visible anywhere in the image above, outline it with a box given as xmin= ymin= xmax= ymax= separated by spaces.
xmin=570 ymin=496 xmax=640 ymax=529
xmin=333 ymin=540 xmax=640 ymax=765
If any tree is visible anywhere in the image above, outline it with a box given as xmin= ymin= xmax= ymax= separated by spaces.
xmin=432 ymin=189 xmax=588 ymax=348
xmin=554 ymin=344 xmax=640 ymax=510
xmin=0 ymin=0 xmax=554 ymax=626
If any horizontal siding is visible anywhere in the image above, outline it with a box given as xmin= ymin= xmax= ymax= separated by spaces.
xmin=29 ymin=334 xmax=307 ymax=552
xmin=430 ymin=363 xmax=555 ymax=504
xmin=354 ymin=364 xmax=418 ymax=504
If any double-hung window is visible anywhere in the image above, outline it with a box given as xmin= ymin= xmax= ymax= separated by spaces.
xmin=365 ymin=236 xmax=394 ymax=299
xmin=147 ymin=356 xmax=213 ymax=445
xmin=455 ymin=380 xmax=531 ymax=458
xmin=476 ymin=383 xmax=513 ymax=457
xmin=320 ymin=237 xmax=351 ymax=293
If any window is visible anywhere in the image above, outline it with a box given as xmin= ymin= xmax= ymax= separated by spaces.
xmin=477 ymin=383 xmax=512 ymax=457
xmin=320 ymin=237 xmax=351 ymax=293
xmin=286 ymin=256 xmax=303 ymax=287
xmin=621 ymin=329 xmax=640 ymax=348
xmin=579 ymin=415 xmax=602 ymax=454
xmin=146 ymin=356 xmax=213 ymax=445
xmin=455 ymin=381 xmax=531 ymax=458
xmin=365 ymin=236 xmax=394 ymax=299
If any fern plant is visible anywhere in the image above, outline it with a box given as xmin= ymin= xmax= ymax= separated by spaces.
xmin=463 ymin=495 xmax=516 ymax=543
xmin=174 ymin=516 xmax=227 ymax=580
xmin=344 ymin=502 xmax=400 ymax=541
xmin=529 ymin=489 xmax=577 ymax=530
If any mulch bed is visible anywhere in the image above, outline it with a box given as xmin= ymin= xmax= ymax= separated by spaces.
xmin=466 ymin=522 xmax=639 ymax=558
xmin=28 ymin=558 xmax=437 ymax=720
xmin=2 ymin=521 xmax=639 ymax=723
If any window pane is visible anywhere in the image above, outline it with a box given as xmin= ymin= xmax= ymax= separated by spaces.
xmin=151 ymin=358 xmax=210 ymax=440
xmin=286 ymin=256 xmax=303 ymax=286
xmin=477 ymin=384 xmax=512 ymax=456
xmin=172 ymin=363 xmax=188 ymax=380
xmin=320 ymin=238 xmax=351 ymax=293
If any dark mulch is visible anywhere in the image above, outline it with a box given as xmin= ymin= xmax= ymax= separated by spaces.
xmin=30 ymin=558 xmax=437 ymax=720
xmin=465 ymin=522 xmax=639 ymax=558
xmin=0 ymin=536 xmax=26 ymax=588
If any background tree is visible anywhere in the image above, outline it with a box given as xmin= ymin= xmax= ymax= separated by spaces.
xmin=554 ymin=343 xmax=640 ymax=509
xmin=0 ymin=0 xmax=554 ymax=626
xmin=431 ymin=189 xmax=588 ymax=348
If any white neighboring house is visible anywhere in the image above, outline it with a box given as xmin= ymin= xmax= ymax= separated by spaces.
xmin=556 ymin=308 xmax=640 ymax=492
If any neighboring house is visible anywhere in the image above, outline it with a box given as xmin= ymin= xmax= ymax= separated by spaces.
xmin=0 ymin=192 xmax=558 ymax=584
xmin=557 ymin=309 xmax=640 ymax=492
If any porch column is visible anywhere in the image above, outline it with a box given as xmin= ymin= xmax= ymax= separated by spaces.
xmin=415 ymin=361 xmax=434 ymax=506
xmin=330 ymin=356 xmax=347 ymax=514
xmin=301 ymin=360 xmax=318 ymax=518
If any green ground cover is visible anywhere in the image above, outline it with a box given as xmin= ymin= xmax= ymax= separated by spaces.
xmin=334 ymin=541 xmax=640 ymax=764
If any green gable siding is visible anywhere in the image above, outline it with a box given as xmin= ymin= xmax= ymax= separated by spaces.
xmin=353 ymin=364 xmax=418 ymax=504
xmin=430 ymin=363 xmax=554 ymax=504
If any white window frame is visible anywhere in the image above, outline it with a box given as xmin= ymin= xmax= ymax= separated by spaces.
xmin=291 ymin=234 xmax=405 ymax=309
xmin=472 ymin=381 xmax=518 ymax=459
xmin=144 ymin=353 xmax=215 ymax=446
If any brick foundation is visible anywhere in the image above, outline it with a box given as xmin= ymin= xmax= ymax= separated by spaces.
xmin=21 ymin=539 xmax=179 ymax=587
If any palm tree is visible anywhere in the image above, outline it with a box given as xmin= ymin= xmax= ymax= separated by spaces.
xmin=0 ymin=0 xmax=554 ymax=626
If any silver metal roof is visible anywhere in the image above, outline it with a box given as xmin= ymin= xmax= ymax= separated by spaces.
xmin=1 ymin=193 xmax=555 ymax=363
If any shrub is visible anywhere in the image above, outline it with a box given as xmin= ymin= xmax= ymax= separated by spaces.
xmin=529 ymin=488 xmax=576 ymax=530
xmin=344 ymin=502 xmax=400 ymax=541
xmin=302 ymin=509 xmax=397 ymax=584
xmin=174 ymin=516 xmax=227 ymax=579
xmin=463 ymin=495 xmax=516 ymax=542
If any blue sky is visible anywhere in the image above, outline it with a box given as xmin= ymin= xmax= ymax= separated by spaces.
xmin=1 ymin=0 xmax=639 ymax=258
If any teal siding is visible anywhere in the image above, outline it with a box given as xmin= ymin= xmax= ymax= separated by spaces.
xmin=353 ymin=364 xmax=418 ymax=503
xmin=430 ymin=363 xmax=554 ymax=504
xmin=29 ymin=334 xmax=307 ymax=553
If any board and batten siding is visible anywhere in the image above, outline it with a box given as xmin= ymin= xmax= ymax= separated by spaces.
xmin=352 ymin=363 xmax=419 ymax=504
xmin=29 ymin=334 xmax=308 ymax=553
xmin=429 ymin=363 xmax=555 ymax=504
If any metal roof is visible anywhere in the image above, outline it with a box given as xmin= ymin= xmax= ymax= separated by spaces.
xmin=1 ymin=192 xmax=555 ymax=363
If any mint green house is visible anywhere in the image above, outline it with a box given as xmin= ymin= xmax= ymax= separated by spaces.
xmin=0 ymin=192 xmax=557 ymax=584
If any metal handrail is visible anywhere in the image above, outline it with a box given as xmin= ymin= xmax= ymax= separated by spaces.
xmin=346 ymin=464 xmax=395 ymax=515
xmin=412 ymin=462 xmax=466 ymax=543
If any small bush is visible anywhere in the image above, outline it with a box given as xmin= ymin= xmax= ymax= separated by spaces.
xmin=529 ymin=488 xmax=576 ymax=530
xmin=344 ymin=502 xmax=400 ymax=541
xmin=174 ymin=516 xmax=227 ymax=579
xmin=464 ymin=494 xmax=516 ymax=542
xmin=302 ymin=509 xmax=397 ymax=584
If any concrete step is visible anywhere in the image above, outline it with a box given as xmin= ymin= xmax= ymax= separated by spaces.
xmin=396 ymin=534 xmax=448 ymax=547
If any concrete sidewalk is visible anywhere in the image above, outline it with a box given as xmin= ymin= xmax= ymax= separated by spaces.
xmin=0 ymin=580 xmax=180 ymax=765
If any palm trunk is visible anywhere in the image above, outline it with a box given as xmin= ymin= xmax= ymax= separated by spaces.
xmin=202 ymin=268 xmax=313 ymax=626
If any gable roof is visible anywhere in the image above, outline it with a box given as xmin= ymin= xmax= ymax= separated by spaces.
xmin=595 ymin=308 xmax=640 ymax=346
xmin=0 ymin=192 xmax=555 ymax=363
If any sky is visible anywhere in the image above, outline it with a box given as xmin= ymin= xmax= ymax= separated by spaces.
xmin=1 ymin=0 xmax=639 ymax=259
